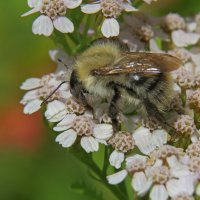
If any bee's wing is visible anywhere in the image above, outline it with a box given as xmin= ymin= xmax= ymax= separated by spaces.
xmin=92 ymin=52 xmax=182 ymax=76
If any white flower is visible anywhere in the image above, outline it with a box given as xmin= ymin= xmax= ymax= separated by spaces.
xmin=45 ymin=97 xmax=85 ymax=122
xmin=108 ymin=131 xmax=135 ymax=169
xmin=22 ymin=0 xmax=82 ymax=36
xmin=172 ymin=30 xmax=200 ymax=47
xmin=20 ymin=71 xmax=70 ymax=114
xmin=166 ymin=176 xmax=195 ymax=199
xmin=107 ymin=145 xmax=192 ymax=199
xmin=133 ymin=126 xmax=168 ymax=155
xmin=54 ymin=114 xmax=113 ymax=153
xmin=81 ymin=0 xmax=137 ymax=38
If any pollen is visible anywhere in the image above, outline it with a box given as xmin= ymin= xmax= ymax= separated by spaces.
xmin=162 ymin=13 xmax=186 ymax=32
xmin=186 ymin=141 xmax=200 ymax=158
xmin=174 ymin=115 xmax=195 ymax=136
xmin=174 ymin=68 xmax=194 ymax=89
xmin=108 ymin=131 xmax=134 ymax=153
xmin=188 ymin=157 xmax=200 ymax=172
xmin=150 ymin=145 xmax=184 ymax=160
xmin=126 ymin=159 xmax=147 ymax=174
xmin=137 ymin=24 xmax=154 ymax=42
xmin=72 ymin=116 xmax=94 ymax=137
xmin=65 ymin=97 xmax=85 ymax=114
xmin=40 ymin=0 xmax=67 ymax=19
xmin=149 ymin=166 xmax=170 ymax=184
xmin=100 ymin=0 xmax=123 ymax=18
xmin=188 ymin=89 xmax=200 ymax=112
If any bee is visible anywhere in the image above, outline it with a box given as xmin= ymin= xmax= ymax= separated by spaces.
xmin=69 ymin=39 xmax=182 ymax=131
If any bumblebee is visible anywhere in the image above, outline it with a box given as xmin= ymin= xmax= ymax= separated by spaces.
xmin=69 ymin=39 xmax=182 ymax=130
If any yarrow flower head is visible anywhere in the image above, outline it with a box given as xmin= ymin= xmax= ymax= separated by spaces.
xmin=162 ymin=13 xmax=186 ymax=33
xmin=188 ymin=89 xmax=200 ymax=112
xmin=54 ymin=113 xmax=113 ymax=153
xmin=81 ymin=0 xmax=137 ymax=38
xmin=107 ymin=145 xmax=193 ymax=199
xmin=174 ymin=68 xmax=194 ymax=89
xmin=22 ymin=0 xmax=82 ymax=36
xmin=108 ymin=131 xmax=135 ymax=169
xmin=20 ymin=71 xmax=70 ymax=114
xmin=174 ymin=115 xmax=196 ymax=136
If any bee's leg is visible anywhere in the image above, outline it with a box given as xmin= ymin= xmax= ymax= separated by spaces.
xmin=143 ymin=98 xmax=173 ymax=130
xmin=108 ymin=87 xmax=121 ymax=132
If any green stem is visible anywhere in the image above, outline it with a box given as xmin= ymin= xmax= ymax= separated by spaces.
xmin=102 ymin=146 xmax=109 ymax=176
xmin=69 ymin=146 xmax=127 ymax=200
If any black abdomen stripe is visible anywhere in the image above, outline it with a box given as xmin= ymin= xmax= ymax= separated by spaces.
xmin=147 ymin=73 xmax=163 ymax=91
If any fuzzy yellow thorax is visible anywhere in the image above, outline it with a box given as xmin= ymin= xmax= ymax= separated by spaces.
xmin=75 ymin=43 xmax=121 ymax=82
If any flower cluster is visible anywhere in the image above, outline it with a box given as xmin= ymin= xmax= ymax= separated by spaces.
xmin=22 ymin=0 xmax=140 ymax=37
xmin=20 ymin=1 xmax=200 ymax=199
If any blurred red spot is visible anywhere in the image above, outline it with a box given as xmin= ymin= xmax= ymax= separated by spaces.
xmin=0 ymin=104 xmax=44 ymax=150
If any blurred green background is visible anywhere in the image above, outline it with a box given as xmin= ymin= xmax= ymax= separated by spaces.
xmin=0 ymin=0 xmax=200 ymax=200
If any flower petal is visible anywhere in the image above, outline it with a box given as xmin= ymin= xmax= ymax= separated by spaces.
xmin=81 ymin=4 xmax=101 ymax=14
xmin=122 ymin=2 xmax=138 ymax=12
xmin=172 ymin=30 xmax=200 ymax=47
xmin=133 ymin=127 xmax=156 ymax=155
xmin=21 ymin=7 xmax=40 ymax=17
xmin=109 ymin=150 xmax=124 ymax=169
xmin=23 ymin=99 xmax=42 ymax=114
xmin=32 ymin=15 xmax=53 ymax=36
xmin=64 ymin=0 xmax=82 ymax=9
xmin=56 ymin=129 xmax=77 ymax=147
xmin=53 ymin=114 xmax=76 ymax=132
xmin=28 ymin=0 xmax=42 ymax=8
xmin=20 ymin=90 xmax=39 ymax=104
xmin=107 ymin=170 xmax=128 ymax=185
xmin=101 ymin=18 xmax=119 ymax=38
xmin=20 ymin=78 xmax=42 ymax=90
xmin=152 ymin=129 xmax=167 ymax=147
xmin=93 ymin=124 xmax=113 ymax=140
xmin=45 ymin=100 xmax=66 ymax=122
xmin=166 ymin=176 xmax=194 ymax=198
xmin=125 ymin=154 xmax=147 ymax=167
xmin=131 ymin=172 xmax=152 ymax=196
xmin=80 ymin=136 xmax=99 ymax=153
xmin=150 ymin=185 xmax=168 ymax=200
xmin=53 ymin=16 xmax=74 ymax=33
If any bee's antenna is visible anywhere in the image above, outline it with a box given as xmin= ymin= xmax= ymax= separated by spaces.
xmin=57 ymin=58 xmax=69 ymax=69
xmin=41 ymin=81 xmax=68 ymax=106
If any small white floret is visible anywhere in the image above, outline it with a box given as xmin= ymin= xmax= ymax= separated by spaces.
xmin=107 ymin=170 xmax=128 ymax=185
xmin=93 ymin=124 xmax=113 ymax=140
xmin=45 ymin=100 xmax=66 ymax=122
xmin=109 ymin=150 xmax=124 ymax=169
xmin=150 ymin=185 xmax=168 ymax=200
xmin=23 ymin=99 xmax=42 ymax=114
xmin=80 ymin=136 xmax=99 ymax=153
xmin=101 ymin=18 xmax=120 ymax=38
xmin=81 ymin=4 xmax=101 ymax=14
xmin=56 ymin=129 xmax=77 ymax=147
xmin=53 ymin=16 xmax=74 ymax=33
xmin=32 ymin=15 xmax=54 ymax=36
